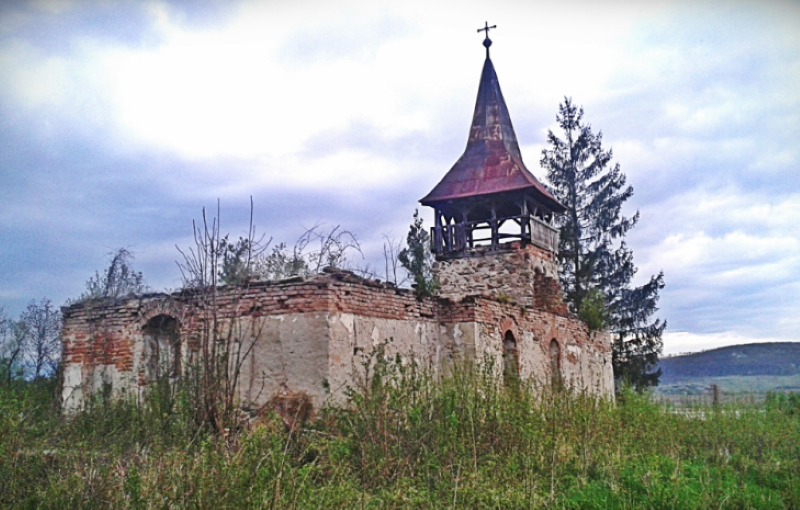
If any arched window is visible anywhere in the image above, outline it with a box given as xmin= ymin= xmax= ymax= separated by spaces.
xmin=143 ymin=315 xmax=180 ymax=381
xmin=549 ymin=339 xmax=561 ymax=386
xmin=503 ymin=330 xmax=519 ymax=384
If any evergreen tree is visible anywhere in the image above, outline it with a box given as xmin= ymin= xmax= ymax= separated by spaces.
xmin=219 ymin=236 xmax=258 ymax=285
xmin=540 ymin=98 xmax=665 ymax=390
xmin=399 ymin=210 xmax=439 ymax=298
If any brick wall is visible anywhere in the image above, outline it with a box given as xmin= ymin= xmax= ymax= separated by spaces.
xmin=467 ymin=297 xmax=613 ymax=394
xmin=61 ymin=265 xmax=614 ymax=411
xmin=60 ymin=271 xmax=443 ymax=410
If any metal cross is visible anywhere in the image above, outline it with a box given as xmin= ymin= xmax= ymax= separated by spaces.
xmin=477 ymin=22 xmax=497 ymax=57
xmin=477 ymin=21 xmax=496 ymax=37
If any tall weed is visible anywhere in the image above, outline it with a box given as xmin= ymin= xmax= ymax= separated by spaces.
xmin=1 ymin=358 xmax=799 ymax=508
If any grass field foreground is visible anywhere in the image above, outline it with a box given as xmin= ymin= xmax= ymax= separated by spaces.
xmin=2 ymin=360 xmax=799 ymax=509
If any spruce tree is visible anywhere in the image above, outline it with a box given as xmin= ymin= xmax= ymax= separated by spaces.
xmin=540 ymin=98 xmax=666 ymax=390
xmin=399 ymin=210 xmax=439 ymax=298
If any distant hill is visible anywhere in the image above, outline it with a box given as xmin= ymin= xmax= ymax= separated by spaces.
xmin=658 ymin=342 xmax=800 ymax=385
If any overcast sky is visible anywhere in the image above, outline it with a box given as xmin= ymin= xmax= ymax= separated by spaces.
xmin=1 ymin=0 xmax=798 ymax=354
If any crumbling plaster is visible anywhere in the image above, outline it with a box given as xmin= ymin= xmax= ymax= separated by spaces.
xmin=61 ymin=244 xmax=614 ymax=414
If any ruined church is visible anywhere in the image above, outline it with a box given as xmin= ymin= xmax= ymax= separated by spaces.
xmin=61 ymin=32 xmax=614 ymax=412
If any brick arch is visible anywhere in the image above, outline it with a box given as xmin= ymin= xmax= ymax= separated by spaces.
xmin=136 ymin=297 xmax=189 ymax=384
xmin=137 ymin=297 xmax=187 ymax=330
xmin=498 ymin=317 xmax=517 ymax=339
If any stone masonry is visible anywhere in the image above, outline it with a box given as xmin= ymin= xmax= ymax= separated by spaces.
xmin=436 ymin=242 xmax=566 ymax=314
xmin=61 ymin=242 xmax=614 ymax=415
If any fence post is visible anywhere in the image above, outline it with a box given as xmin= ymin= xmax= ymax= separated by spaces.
xmin=711 ymin=384 xmax=720 ymax=407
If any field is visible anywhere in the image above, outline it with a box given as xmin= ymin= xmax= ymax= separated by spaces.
xmin=655 ymin=343 xmax=800 ymax=406
xmin=2 ymin=361 xmax=800 ymax=509
xmin=655 ymin=374 xmax=800 ymax=407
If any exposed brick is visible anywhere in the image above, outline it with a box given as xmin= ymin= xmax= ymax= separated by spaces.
xmin=61 ymin=256 xmax=613 ymax=412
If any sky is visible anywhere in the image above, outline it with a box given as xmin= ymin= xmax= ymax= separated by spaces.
xmin=0 ymin=0 xmax=798 ymax=355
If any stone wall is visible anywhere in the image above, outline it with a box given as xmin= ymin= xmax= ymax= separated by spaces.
xmin=435 ymin=242 xmax=563 ymax=310
xmin=468 ymin=297 xmax=613 ymax=395
xmin=61 ymin=272 xmax=453 ymax=412
xmin=61 ymin=295 xmax=166 ymax=410
xmin=61 ymin=265 xmax=614 ymax=413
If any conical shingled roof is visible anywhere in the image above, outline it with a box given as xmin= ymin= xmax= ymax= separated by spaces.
xmin=421 ymin=57 xmax=563 ymax=212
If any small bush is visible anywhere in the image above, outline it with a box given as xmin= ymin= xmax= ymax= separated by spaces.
xmin=578 ymin=287 xmax=608 ymax=331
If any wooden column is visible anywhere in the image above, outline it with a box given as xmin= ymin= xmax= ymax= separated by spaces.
xmin=521 ymin=197 xmax=529 ymax=241
xmin=434 ymin=210 xmax=443 ymax=254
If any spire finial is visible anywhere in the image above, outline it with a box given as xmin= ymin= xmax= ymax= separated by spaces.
xmin=477 ymin=21 xmax=496 ymax=59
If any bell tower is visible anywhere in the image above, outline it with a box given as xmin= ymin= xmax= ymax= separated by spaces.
xmin=421 ymin=26 xmax=566 ymax=308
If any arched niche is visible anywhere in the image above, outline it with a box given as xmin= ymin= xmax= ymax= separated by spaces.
xmin=143 ymin=315 xmax=180 ymax=381
xmin=502 ymin=330 xmax=519 ymax=384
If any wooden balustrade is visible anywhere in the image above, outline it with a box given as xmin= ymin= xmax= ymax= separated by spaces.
xmin=431 ymin=214 xmax=558 ymax=255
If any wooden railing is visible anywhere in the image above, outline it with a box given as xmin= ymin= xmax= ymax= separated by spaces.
xmin=529 ymin=217 xmax=559 ymax=252
xmin=431 ymin=215 xmax=559 ymax=255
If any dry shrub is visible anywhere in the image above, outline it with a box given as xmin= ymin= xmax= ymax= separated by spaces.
xmin=263 ymin=390 xmax=313 ymax=431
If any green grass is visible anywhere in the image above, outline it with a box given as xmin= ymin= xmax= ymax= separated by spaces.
xmin=2 ymin=361 xmax=800 ymax=509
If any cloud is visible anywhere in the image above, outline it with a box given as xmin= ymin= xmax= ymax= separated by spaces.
xmin=280 ymin=14 xmax=413 ymax=64
xmin=629 ymin=189 xmax=800 ymax=338
xmin=548 ymin=2 xmax=800 ymax=347
xmin=0 ymin=0 xmax=233 ymax=53
xmin=592 ymin=1 xmax=800 ymax=208
xmin=0 ymin=95 xmax=426 ymax=314
xmin=0 ymin=0 xmax=798 ymax=356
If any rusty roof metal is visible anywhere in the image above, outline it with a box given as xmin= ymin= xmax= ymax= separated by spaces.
xmin=421 ymin=57 xmax=564 ymax=212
